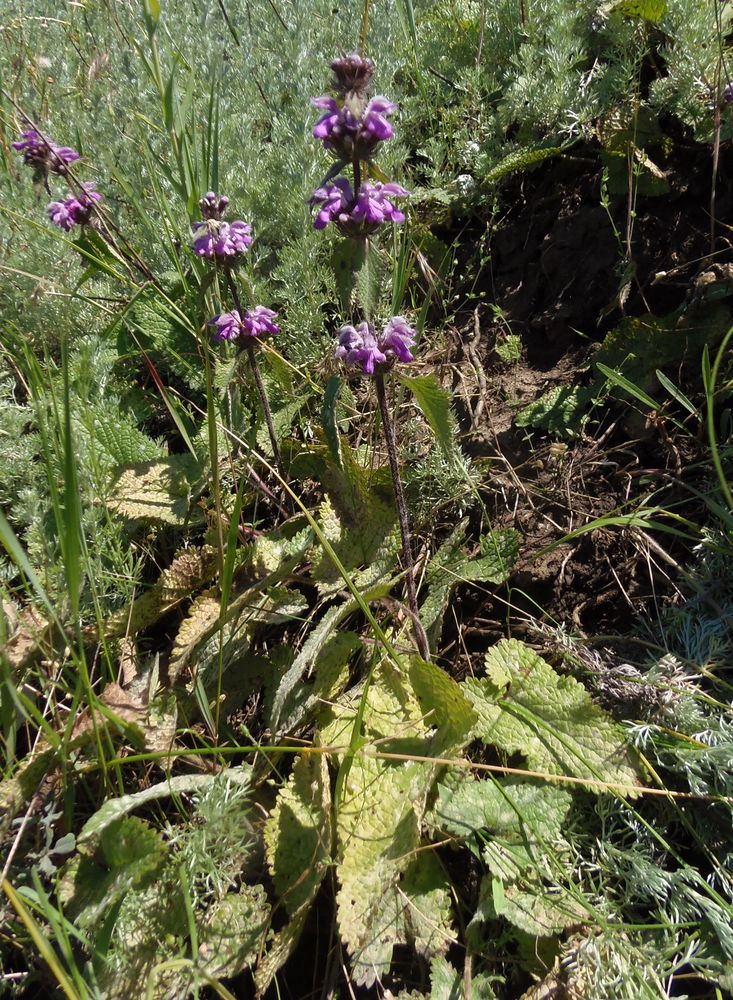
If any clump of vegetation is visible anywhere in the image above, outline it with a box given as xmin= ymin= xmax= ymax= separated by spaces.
xmin=1 ymin=0 xmax=733 ymax=997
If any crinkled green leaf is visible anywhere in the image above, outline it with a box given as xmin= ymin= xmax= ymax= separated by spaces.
xmin=595 ymin=304 xmax=730 ymax=393
xmin=399 ymin=374 xmax=454 ymax=457
xmin=322 ymin=376 xmax=343 ymax=467
xmin=254 ymin=901 xmax=310 ymax=996
xmin=107 ymin=454 xmax=203 ymax=526
xmin=175 ymin=586 xmax=307 ymax=689
xmin=99 ymin=546 xmax=217 ymax=641
xmin=356 ymin=238 xmax=386 ymax=318
xmin=269 ymin=580 xmax=392 ymax=736
xmin=278 ymin=631 xmax=361 ymax=732
xmin=256 ymin=396 xmax=307 ymax=456
xmin=61 ymin=817 xmax=166 ymax=927
xmin=197 ymin=884 xmax=270 ymax=979
xmin=608 ymin=0 xmax=666 ymax=24
xmin=400 ymin=852 xmax=454 ymax=957
xmin=428 ymin=956 xmax=497 ymax=1000
xmin=431 ymin=773 xmax=571 ymax=866
xmin=421 ymin=524 xmax=520 ymax=645
xmin=480 ymin=143 xmax=568 ymax=185
xmin=408 ymin=656 xmax=476 ymax=753
xmin=515 ymin=385 xmax=594 ymax=438
xmin=311 ymin=495 xmax=397 ymax=593
xmin=325 ymin=665 xmax=452 ymax=987
xmin=463 ymin=639 xmax=641 ymax=791
xmin=265 ymin=752 xmax=332 ymax=914
xmin=94 ymin=405 xmax=164 ymax=467
xmin=128 ymin=289 xmax=201 ymax=384
xmin=472 ymin=874 xmax=584 ymax=937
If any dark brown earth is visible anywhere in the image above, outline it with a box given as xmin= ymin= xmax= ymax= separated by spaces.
xmin=417 ymin=140 xmax=733 ymax=704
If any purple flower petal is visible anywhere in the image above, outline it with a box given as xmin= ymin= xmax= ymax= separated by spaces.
xmin=47 ymin=200 xmax=76 ymax=231
xmin=334 ymin=322 xmax=386 ymax=374
xmin=310 ymin=178 xmax=354 ymax=230
xmin=192 ymin=218 xmax=252 ymax=259
xmin=241 ymin=305 xmax=279 ymax=338
xmin=46 ymin=183 xmax=101 ymax=231
xmin=380 ymin=316 xmax=416 ymax=363
xmin=209 ymin=310 xmax=244 ymax=342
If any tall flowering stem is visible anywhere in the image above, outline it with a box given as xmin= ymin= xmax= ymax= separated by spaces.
xmin=223 ymin=271 xmax=283 ymax=473
xmin=335 ymin=317 xmax=429 ymax=660
xmin=375 ymin=372 xmax=429 ymax=661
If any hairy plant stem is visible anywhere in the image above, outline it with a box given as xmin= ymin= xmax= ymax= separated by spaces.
xmin=224 ymin=270 xmax=283 ymax=473
xmin=247 ymin=341 xmax=283 ymax=470
xmin=375 ymin=371 xmax=429 ymax=661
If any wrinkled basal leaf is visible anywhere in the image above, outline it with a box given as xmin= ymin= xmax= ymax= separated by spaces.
xmin=429 ymin=955 xmax=497 ymax=1000
xmin=463 ymin=639 xmax=640 ymax=791
xmin=254 ymin=902 xmax=309 ymax=997
xmin=325 ymin=665 xmax=454 ymax=986
xmin=61 ymin=816 xmax=166 ymax=927
xmin=408 ymin=656 xmax=476 ymax=753
xmin=472 ymin=873 xmax=584 ymax=938
xmin=336 ymin=751 xmax=426 ymax=986
xmin=198 ymin=884 xmax=270 ymax=979
xmin=108 ymin=454 xmax=203 ymax=526
xmin=265 ymin=752 xmax=332 ymax=914
xmin=276 ymin=631 xmax=361 ymax=735
xmin=515 ymin=385 xmax=594 ymax=438
xmin=98 ymin=545 xmax=217 ymax=641
xmin=311 ymin=496 xmax=397 ymax=592
xmin=431 ymin=773 xmax=571 ymax=870
xmin=608 ymin=0 xmax=666 ymax=23
xmin=480 ymin=143 xmax=569 ymax=185
xmin=269 ymin=580 xmax=392 ymax=736
xmin=401 ymin=852 xmax=454 ymax=957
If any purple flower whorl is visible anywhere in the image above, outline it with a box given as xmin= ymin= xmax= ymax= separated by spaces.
xmin=310 ymin=179 xmax=408 ymax=235
xmin=46 ymin=182 xmax=102 ymax=231
xmin=193 ymin=219 xmax=253 ymax=259
xmin=335 ymin=316 xmax=416 ymax=375
xmin=13 ymin=130 xmax=80 ymax=176
xmin=209 ymin=306 xmax=279 ymax=343
xmin=311 ymin=95 xmax=396 ymax=161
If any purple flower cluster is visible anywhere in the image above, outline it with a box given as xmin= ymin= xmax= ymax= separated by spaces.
xmin=193 ymin=219 xmax=252 ymax=259
xmin=209 ymin=306 xmax=279 ymax=343
xmin=335 ymin=317 xmax=416 ymax=375
xmin=330 ymin=53 xmax=375 ymax=100
xmin=12 ymin=128 xmax=102 ymax=233
xmin=309 ymin=53 xmax=408 ymax=235
xmin=12 ymin=130 xmax=79 ymax=175
xmin=191 ymin=191 xmax=252 ymax=260
xmin=311 ymin=179 xmax=408 ymax=235
xmin=312 ymin=95 xmax=396 ymax=161
xmin=198 ymin=190 xmax=230 ymax=220
xmin=46 ymin=183 xmax=102 ymax=232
